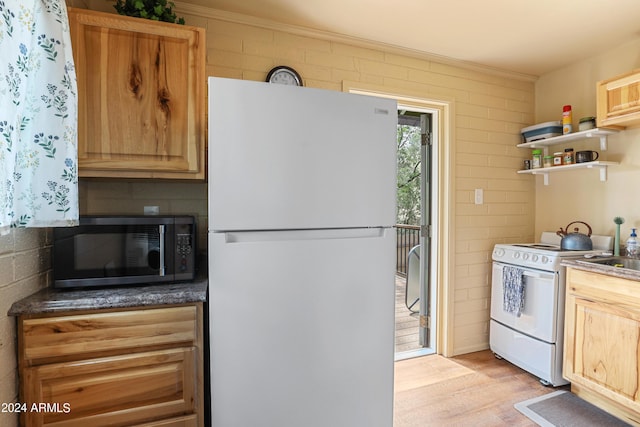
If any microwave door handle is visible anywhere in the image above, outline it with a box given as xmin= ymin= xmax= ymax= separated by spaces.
xmin=159 ymin=225 xmax=166 ymax=277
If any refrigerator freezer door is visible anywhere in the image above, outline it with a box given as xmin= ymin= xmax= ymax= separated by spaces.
xmin=209 ymin=228 xmax=396 ymax=427
xmin=208 ymin=77 xmax=397 ymax=231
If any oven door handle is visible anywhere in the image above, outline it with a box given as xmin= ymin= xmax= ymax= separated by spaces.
xmin=495 ymin=262 xmax=556 ymax=280
xmin=522 ymin=270 xmax=554 ymax=280
xmin=159 ymin=225 xmax=166 ymax=276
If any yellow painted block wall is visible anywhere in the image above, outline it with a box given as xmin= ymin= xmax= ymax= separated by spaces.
xmin=535 ymin=38 xmax=640 ymax=244
xmin=70 ymin=0 xmax=535 ymax=355
xmin=199 ymin=7 xmax=536 ymax=356
xmin=0 ymin=230 xmax=51 ymax=427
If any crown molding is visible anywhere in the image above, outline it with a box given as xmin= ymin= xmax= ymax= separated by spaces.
xmin=174 ymin=1 xmax=537 ymax=82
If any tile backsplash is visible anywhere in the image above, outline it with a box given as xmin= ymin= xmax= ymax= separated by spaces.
xmin=79 ymin=180 xmax=208 ymax=251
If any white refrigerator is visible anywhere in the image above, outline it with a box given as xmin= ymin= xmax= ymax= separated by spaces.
xmin=207 ymin=77 xmax=397 ymax=427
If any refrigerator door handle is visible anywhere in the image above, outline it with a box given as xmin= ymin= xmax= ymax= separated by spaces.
xmin=223 ymin=227 xmax=388 ymax=244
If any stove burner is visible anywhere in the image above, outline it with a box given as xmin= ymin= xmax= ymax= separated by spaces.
xmin=512 ymin=243 xmax=600 ymax=253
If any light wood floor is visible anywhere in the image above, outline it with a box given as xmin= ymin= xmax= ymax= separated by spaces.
xmin=394 ymin=350 xmax=568 ymax=426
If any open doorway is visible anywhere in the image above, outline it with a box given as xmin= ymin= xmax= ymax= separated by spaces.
xmin=394 ymin=108 xmax=438 ymax=361
xmin=345 ymin=82 xmax=450 ymax=358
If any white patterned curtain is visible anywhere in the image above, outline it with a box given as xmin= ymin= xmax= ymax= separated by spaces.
xmin=0 ymin=0 xmax=78 ymax=234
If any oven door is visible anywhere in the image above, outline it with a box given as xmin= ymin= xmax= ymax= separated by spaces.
xmin=490 ymin=261 xmax=559 ymax=343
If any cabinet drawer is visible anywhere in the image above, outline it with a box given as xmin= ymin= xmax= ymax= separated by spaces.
xmin=23 ymin=347 xmax=196 ymax=427
xmin=21 ymin=306 xmax=197 ymax=364
xmin=136 ymin=415 xmax=198 ymax=427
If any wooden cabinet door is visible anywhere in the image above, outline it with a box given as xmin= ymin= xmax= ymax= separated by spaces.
xmin=566 ymin=298 xmax=640 ymax=406
xmin=597 ymin=69 xmax=640 ymax=128
xmin=23 ymin=347 xmax=197 ymax=427
xmin=564 ymin=268 xmax=640 ymax=424
xmin=68 ymin=8 xmax=205 ymax=179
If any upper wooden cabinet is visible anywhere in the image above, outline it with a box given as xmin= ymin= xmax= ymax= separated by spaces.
xmin=68 ymin=8 xmax=206 ymax=179
xmin=597 ymin=69 xmax=640 ymax=129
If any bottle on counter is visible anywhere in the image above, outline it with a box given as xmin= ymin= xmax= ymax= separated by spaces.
xmin=562 ymin=105 xmax=573 ymax=134
xmin=543 ymin=155 xmax=553 ymax=168
xmin=532 ymin=149 xmax=542 ymax=168
xmin=626 ymin=228 xmax=638 ymax=258
xmin=553 ymin=152 xmax=563 ymax=166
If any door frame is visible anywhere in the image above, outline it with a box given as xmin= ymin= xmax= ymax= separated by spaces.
xmin=343 ymin=81 xmax=455 ymax=357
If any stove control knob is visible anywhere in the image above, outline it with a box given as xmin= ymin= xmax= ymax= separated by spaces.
xmin=532 ymin=254 xmax=539 ymax=262
xmin=513 ymin=252 xmax=520 ymax=259
xmin=541 ymin=255 xmax=549 ymax=264
xmin=522 ymin=253 xmax=530 ymax=260
xmin=494 ymin=249 xmax=505 ymax=258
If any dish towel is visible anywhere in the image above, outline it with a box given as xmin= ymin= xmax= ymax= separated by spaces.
xmin=503 ymin=266 xmax=525 ymax=317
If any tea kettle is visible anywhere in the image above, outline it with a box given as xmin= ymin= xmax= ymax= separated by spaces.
xmin=556 ymin=221 xmax=593 ymax=250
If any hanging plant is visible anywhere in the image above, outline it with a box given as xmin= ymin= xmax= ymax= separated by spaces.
xmin=114 ymin=0 xmax=186 ymax=25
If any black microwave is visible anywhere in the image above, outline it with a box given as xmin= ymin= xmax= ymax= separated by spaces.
xmin=53 ymin=215 xmax=196 ymax=288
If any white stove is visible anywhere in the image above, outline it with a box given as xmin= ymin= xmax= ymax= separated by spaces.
xmin=490 ymin=231 xmax=613 ymax=386
xmin=492 ymin=232 xmax=613 ymax=271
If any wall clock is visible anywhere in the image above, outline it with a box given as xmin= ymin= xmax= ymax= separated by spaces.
xmin=266 ymin=66 xmax=303 ymax=86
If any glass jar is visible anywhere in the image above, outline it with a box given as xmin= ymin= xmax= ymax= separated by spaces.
xmin=553 ymin=152 xmax=563 ymax=166
xmin=532 ymin=149 xmax=542 ymax=168
xmin=563 ymin=148 xmax=574 ymax=165
xmin=578 ymin=116 xmax=596 ymax=131
xmin=543 ymin=155 xmax=553 ymax=168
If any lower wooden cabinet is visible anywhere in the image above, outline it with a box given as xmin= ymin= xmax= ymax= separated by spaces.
xmin=18 ymin=304 xmax=204 ymax=427
xmin=564 ymin=268 xmax=640 ymax=425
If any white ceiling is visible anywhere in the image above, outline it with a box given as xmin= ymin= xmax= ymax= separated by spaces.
xmin=181 ymin=0 xmax=640 ymax=77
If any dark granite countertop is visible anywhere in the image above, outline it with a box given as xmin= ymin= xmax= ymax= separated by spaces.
xmin=8 ymin=278 xmax=207 ymax=316
xmin=562 ymin=258 xmax=640 ymax=282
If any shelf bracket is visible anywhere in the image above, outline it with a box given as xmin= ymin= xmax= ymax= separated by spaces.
xmin=531 ymin=170 xmax=550 ymax=185
xmin=598 ymin=165 xmax=608 ymax=182
xmin=599 ymin=135 xmax=608 ymax=151
xmin=585 ymin=163 xmax=609 ymax=182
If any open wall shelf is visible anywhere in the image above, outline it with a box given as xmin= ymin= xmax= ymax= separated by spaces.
xmin=518 ymin=127 xmax=620 ymax=184
xmin=517 ymin=161 xmax=618 ymax=185
xmin=517 ymin=128 xmax=619 ymax=152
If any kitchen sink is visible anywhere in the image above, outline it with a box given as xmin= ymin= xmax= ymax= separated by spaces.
xmin=578 ymin=257 xmax=640 ymax=271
